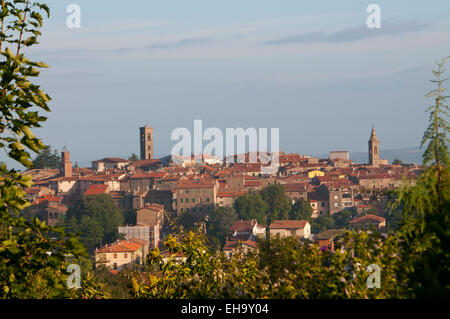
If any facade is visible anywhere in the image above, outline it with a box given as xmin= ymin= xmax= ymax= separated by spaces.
xmin=329 ymin=151 xmax=350 ymax=161
xmin=140 ymin=125 xmax=154 ymax=160
xmin=92 ymin=158 xmax=130 ymax=172
xmin=269 ymin=220 xmax=311 ymax=239
xmin=175 ymin=179 xmax=218 ymax=216
xmin=94 ymin=240 xmax=146 ymax=271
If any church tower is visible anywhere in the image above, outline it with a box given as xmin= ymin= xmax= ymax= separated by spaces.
xmin=60 ymin=147 xmax=72 ymax=177
xmin=368 ymin=126 xmax=379 ymax=166
xmin=140 ymin=125 xmax=154 ymax=160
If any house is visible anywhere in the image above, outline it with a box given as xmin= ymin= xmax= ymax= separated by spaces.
xmin=94 ymin=240 xmax=146 ymax=271
xmin=84 ymin=184 xmax=110 ymax=196
xmin=269 ymin=220 xmax=311 ymax=239
xmin=349 ymin=214 xmax=386 ymax=230
xmin=230 ymin=219 xmax=266 ymax=241
xmin=92 ymin=157 xmax=130 ymax=172
xmin=314 ymin=229 xmax=346 ymax=252
xmin=222 ymin=239 xmax=258 ymax=257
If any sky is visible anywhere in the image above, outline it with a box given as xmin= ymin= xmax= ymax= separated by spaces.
xmin=2 ymin=0 xmax=450 ymax=168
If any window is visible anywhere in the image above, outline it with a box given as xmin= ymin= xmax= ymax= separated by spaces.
xmin=113 ymin=263 xmax=117 ymax=270
xmin=113 ymin=254 xmax=117 ymax=259
xmin=124 ymin=253 xmax=127 ymax=258
xmin=321 ymin=202 xmax=325 ymax=207
xmin=186 ymin=198 xmax=189 ymax=203
xmin=334 ymin=203 xmax=339 ymax=207
xmin=199 ymin=189 xmax=202 ymax=194
xmin=334 ymin=195 xmax=338 ymax=199
xmin=180 ymin=198 xmax=183 ymax=203
xmin=206 ymin=198 xmax=210 ymax=202
xmin=181 ymin=208 xmax=184 ymax=212
xmin=192 ymin=198 xmax=196 ymax=203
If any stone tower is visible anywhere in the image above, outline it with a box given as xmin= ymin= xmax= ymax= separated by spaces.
xmin=60 ymin=147 xmax=72 ymax=177
xmin=140 ymin=125 xmax=154 ymax=160
xmin=368 ymin=126 xmax=380 ymax=166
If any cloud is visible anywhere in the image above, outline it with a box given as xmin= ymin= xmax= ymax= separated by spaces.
xmin=262 ymin=18 xmax=430 ymax=45
xmin=35 ymin=37 xmax=215 ymax=55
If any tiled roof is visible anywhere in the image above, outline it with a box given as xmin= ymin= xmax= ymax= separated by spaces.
xmin=269 ymin=220 xmax=308 ymax=229
xmin=84 ymin=184 xmax=109 ymax=196
xmin=349 ymin=214 xmax=386 ymax=224
xmin=96 ymin=240 xmax=143 ymax=253
xmin=231 ymin=220 xmax=257 ymax=232
xmin=33 ymin=195 xmax=63 ymax=205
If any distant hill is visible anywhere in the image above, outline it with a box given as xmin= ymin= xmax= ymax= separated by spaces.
xmin=317 ymin=146 xmax=422 ymax=165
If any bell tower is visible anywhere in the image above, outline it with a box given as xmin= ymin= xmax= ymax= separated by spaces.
xmin=60 ymin=147 xmax=72 ymax=177
xmin=140 ymin=125 xmax=154 ymax=160
xmin=368 ymin=126 xmax=379 ymax=166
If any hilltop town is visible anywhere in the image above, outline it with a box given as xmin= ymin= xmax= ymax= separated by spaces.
xmin=21 ymin=125 xmax=421 ymax=272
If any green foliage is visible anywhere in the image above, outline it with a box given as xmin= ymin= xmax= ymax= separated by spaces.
xmin=0 ymin=0 xmax=109 ymax=299
xmin=261 ymin=184 xmax=291 ymax=222
xmin=289 ymin=199 xmax=313 ymax=221
xmin=64 ymin=194 xmax=124 ymax=252
xmin=32 ymin=144 xmax=60 ymax=168
xmin=128 ymin=153 xmax=138 ymax=162
xmin=122 ymin=208 xmax=137 ymax=226
xmin=234 ymin=192 xmax=268 ymax=224
xmin=390 ymin=56 xmax=450 ymax=298
xmin=392 ymin=158 xmax=403 ymax=165
xmin=311 ymin=213 xmax=336 ymax=233
xmin=132 ymin=226 xmax=410 ymax=298
xmin=206 ymin=205 xmax=238 ymax=248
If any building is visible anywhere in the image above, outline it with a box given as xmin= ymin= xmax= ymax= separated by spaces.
xmin=92 ymin=158 xmax=130 ymax=172
xmin=60 ymin=147 xmax=72 ymax=178
xmin=222 ymin=239 xmax=258 ymax=257
xmin=175 ymin=178 xmax=218 ymax=216
xmin=368 ymin=126 xmax=388 ymax=167
xmin=230 ymin=219 xmax=266 ymax=241
xmin=94 ymin=240 xmax=147 ymax=271
xmin=140 ymin=125 xmax=154 ymax=160
xmin=349 ymin=214 xmax=386 ymax=230
xmin=329 ymin=151 xmax=349 ymax=161
xmin=268 ymin=220 xmax=311 ymax=239
xmin=118 ymin=223 xmax=158 ymax=250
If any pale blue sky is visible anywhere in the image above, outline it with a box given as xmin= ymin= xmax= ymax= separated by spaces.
xmin=3 ymin=0 xmax=450 ymax=168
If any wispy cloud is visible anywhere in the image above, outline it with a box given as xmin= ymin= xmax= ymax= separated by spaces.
xmin=262 ymin=18 xmax=430 ymax=45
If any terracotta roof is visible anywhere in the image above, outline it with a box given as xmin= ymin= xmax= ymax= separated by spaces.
xmin=349 ymin=214 xmax=386 ymax=224
xmin=223 ymin=239 xmax=258 ymax=251
xmin=231 ymin=220 xmax=257 ymax=232
xmin=269 ymin=220 xmax=308 ymax=229
xmin=96 ymin=240 xmax=143 ymax=253
xmin=176 ymin=179 xmax=215 ymax=189
xmin=84 ymin=184 xmax=109 ymax=196
xmin=33 ymin=195 xmax=63 ymax=205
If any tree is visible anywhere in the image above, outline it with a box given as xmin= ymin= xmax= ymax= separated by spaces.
xmin=206 ymin=205 xmax=238 ymax=248
xmin=289 ymin=199 xmax=313 ymax=221
xmin=65 ymin=194 xmax=124 ymax=251
xmin=234 ymin=192 xmax=268 ymax=224
xmin=32 ymin=145 xmax=60 ymax=168
xmin=0 ymin=0 xmax=107 ymax=299
xmin=311 ymin=214 xmax=335 ymax=233
xmin=261 ymin=184 xmax=291 ymax=222
xmin=392 ymin=158 xmax=403 ymax=165
xmin=391 ymin=56 xmax=450 ymax=297
xmin=129 ymin=153 xmax=138 ymax=162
